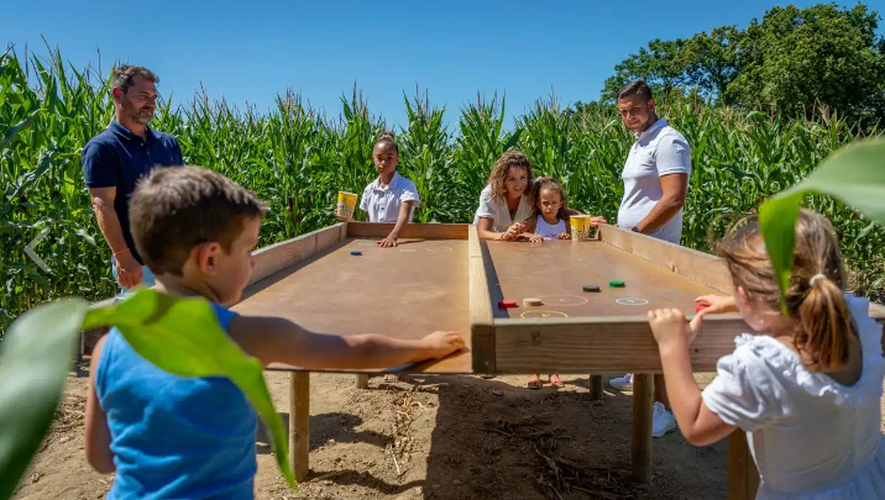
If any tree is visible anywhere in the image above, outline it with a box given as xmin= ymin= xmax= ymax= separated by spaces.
xmin=601 ymin=39 xmax=688 ymax=103
xmin=601 ymin=3 xmax=885 ymax=122
xmin=729 ymin=3 xmax=885 ymax=121
xmin=680 ymin=26 xmax=742 ymax=105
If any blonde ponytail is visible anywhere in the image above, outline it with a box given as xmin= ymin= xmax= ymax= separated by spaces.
xmin=796 ymin=275 xmax=854 ymax=369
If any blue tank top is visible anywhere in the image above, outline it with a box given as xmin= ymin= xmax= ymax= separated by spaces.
xmin=95 ymin=301 xmax=259 ymax=499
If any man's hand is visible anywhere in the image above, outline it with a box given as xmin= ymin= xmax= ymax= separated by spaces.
xmin=89 ymin=187 xmax=142 ymax=288
xmin=634 ymin=173 xmax=688 ymax=233
xmin=114 ymin=249 xmax=143 ymax=289
xmin=589 ymin=216 xmax=608 ymax=227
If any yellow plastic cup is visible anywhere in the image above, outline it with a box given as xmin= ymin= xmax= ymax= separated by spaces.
xmin=569 ymin=215 xmax=593 ymax=242
xmin=336 ymin=191 xmax=358 ymax=219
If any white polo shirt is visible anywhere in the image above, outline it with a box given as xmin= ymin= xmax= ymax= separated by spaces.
xmin=359 ymin=172 xmax=419 ymax=223
xmin=473 ymin=184 xmax=534 ymax=233
xmin=617 ymin=118 xmax=692 ymax=244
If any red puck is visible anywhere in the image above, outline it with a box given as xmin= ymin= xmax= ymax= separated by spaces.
xmin=696 ymin=304 xmax=710 ymax=313
xmin=499 ymin=299 xmax=518 ymax=308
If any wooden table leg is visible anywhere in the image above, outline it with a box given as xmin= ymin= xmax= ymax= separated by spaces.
xmin=588 ymin=375 xmax=603 ymax=401
xmin=354 ymin=374 xmax=369 ymax=389
xmin=631 ymin=373 xmax=653 ymax=483
xmin=727 ymin=431 xmax=759 ymax=500
xmin=290 ymin=372 xmax=310 ymax=482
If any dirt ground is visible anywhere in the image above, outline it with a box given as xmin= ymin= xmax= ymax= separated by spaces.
xmin=14 ymin=368 xmax=885 ymax=500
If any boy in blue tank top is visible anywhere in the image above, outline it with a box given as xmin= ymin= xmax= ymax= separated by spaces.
xmin=84 ymin=166 xmax=465 ymax=499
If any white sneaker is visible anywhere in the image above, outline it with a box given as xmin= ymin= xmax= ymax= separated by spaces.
xmin=608 ymin=373 xmax=633 ymax=391
xmin=652 ymin=401 xmax=677 ymax=438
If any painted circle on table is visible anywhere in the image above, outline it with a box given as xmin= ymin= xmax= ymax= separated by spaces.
xmin=425 ymin=247 xmax=453 ymax=252
xmin=615 ymin=297 xmax=649 ymax=306
xmin=537 ymin=294 xmax=588 ymax=307
xmin=358 ymin=241 xmax=377 ymax=247
xmin=399 ymin=248 xmax=417 ymax=253
xmin=520 ymin=310 xmax=569 ymax=319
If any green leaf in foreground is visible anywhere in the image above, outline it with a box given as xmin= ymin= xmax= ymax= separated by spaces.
xmin=0 ymin=298 xmax=89 ymax=500
xmin=82 ymin=289 xmax=297 ymax=489
xmin=759 ymin=138 xmax=885 ymax=312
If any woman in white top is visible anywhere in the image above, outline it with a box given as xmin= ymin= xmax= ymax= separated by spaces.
xmin=474 ymin=151 xmax=538 ymax=240
xmin=647 ymin=209 xmax=885 ymax=499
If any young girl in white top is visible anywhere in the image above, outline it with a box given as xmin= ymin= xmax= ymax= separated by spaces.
xmin=339 ymin=131 xmax=420 ymax=249
xmin=648 ymin=209 xmax=885 ymax=499
xmin=517 ymin=178 xmax=606 ymax=388
xmin=518 ymin=177 xmax=578 ymax=243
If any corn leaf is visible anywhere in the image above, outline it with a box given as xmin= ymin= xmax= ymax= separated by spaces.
xmin=0 ymin=298 xmax=88 ymax=500
xmin=759 ymin=138 xmax=885 ymax=311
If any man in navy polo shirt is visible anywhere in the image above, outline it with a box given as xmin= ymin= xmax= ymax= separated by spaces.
xmin=82 ymin=65 xmax=183 ymax=297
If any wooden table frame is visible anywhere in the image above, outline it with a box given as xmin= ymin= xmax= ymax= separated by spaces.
xmin=79 ymin=220 xmax=885 ymax=500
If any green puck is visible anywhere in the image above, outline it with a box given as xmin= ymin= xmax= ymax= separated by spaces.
xmin=609 ymin=280 xmax=625 ymax=288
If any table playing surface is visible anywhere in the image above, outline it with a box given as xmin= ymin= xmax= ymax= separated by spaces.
xmin=232 ymin=236 xmax=720 ymax=373
xmin=486 ymin=240 xmax=718 ymax=320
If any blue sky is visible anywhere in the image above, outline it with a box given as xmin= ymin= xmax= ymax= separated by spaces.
xmin=7 ymin=1 xmax=884 ymax=130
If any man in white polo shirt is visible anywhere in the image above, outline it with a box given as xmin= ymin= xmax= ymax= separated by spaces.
xmin=609 ymin=80 xmax=692 ymax=438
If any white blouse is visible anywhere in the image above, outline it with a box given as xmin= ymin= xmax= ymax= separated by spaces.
xmin=701 ymin=294 xmax=885 ymax=499
xmin=473 ymin=184 xmax=534 ymax=233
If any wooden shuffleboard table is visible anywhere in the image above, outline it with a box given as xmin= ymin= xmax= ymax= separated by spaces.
xmin=220 ymin=220 xmax=885 ymax=500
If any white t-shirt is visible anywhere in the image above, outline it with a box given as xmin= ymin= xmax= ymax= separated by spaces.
xmin=617 ymin=118 xmax=691 ymax=244
xmin=535 ymin=215 xmax=566 ymax=240
xmin=359 ymin=173 xmax=419 ymax=223
xmin=473 ymin=184 xmax=534 ymax=233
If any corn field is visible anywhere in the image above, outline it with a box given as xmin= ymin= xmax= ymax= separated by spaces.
xmin=1 ymin=46 xmax=883 ymax=334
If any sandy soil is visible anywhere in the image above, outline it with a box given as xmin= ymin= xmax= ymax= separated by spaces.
xmin=13 ymin=369 xmax=885 ymax=500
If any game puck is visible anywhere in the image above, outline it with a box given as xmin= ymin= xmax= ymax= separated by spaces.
xmin=523 ymin=297 xmax=543 ymax=307
xmin=582 ymin=285 xmax=600 ymax=292
xmin=609 ymin=280 xmax=625 ymax=288
xmin=696 ymin=303 xmax=710 ymax=313
xmin=498 ymin=299 xmax=518 ymax=309
xmin=350 ymin=251 xmax=362 ymax=256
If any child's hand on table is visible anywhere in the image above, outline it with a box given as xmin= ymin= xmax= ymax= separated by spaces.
xmin=557 ymin=231 xmax=570 ymax=240
xmin=525 ymin=234 xmax=544 ymax=244
xmin=694 ymin=295 xmax=737 ymax=314
xmin=377 ymin=236 xmax=398 ymax=248
xmin=648 ymin=308 xmax=706 ymax=349
xmin=421 ymin=331 xmax=466 ymax=359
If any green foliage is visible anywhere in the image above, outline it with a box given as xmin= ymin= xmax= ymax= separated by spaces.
xmin=731 ymin=3 xmax=885 ymax=120
xmin=0 ymin=297 xmax=87 ymax=499
xmin=603 ymin=3 xmax=885 ymax=121
xmin=602 ymin=39 xmax=688 ymax=103
xmin=759 ymin=138 xmax=885 ymax=310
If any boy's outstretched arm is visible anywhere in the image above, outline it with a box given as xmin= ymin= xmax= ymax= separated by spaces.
xmin=84 ymin=336 xmax=116 ymax=474
xmin=228 ymin=316 xmax=465 ymax=370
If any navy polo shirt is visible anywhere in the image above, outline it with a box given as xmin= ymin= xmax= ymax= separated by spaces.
xmin=82 ymin=120 xmax=183 ymax=265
